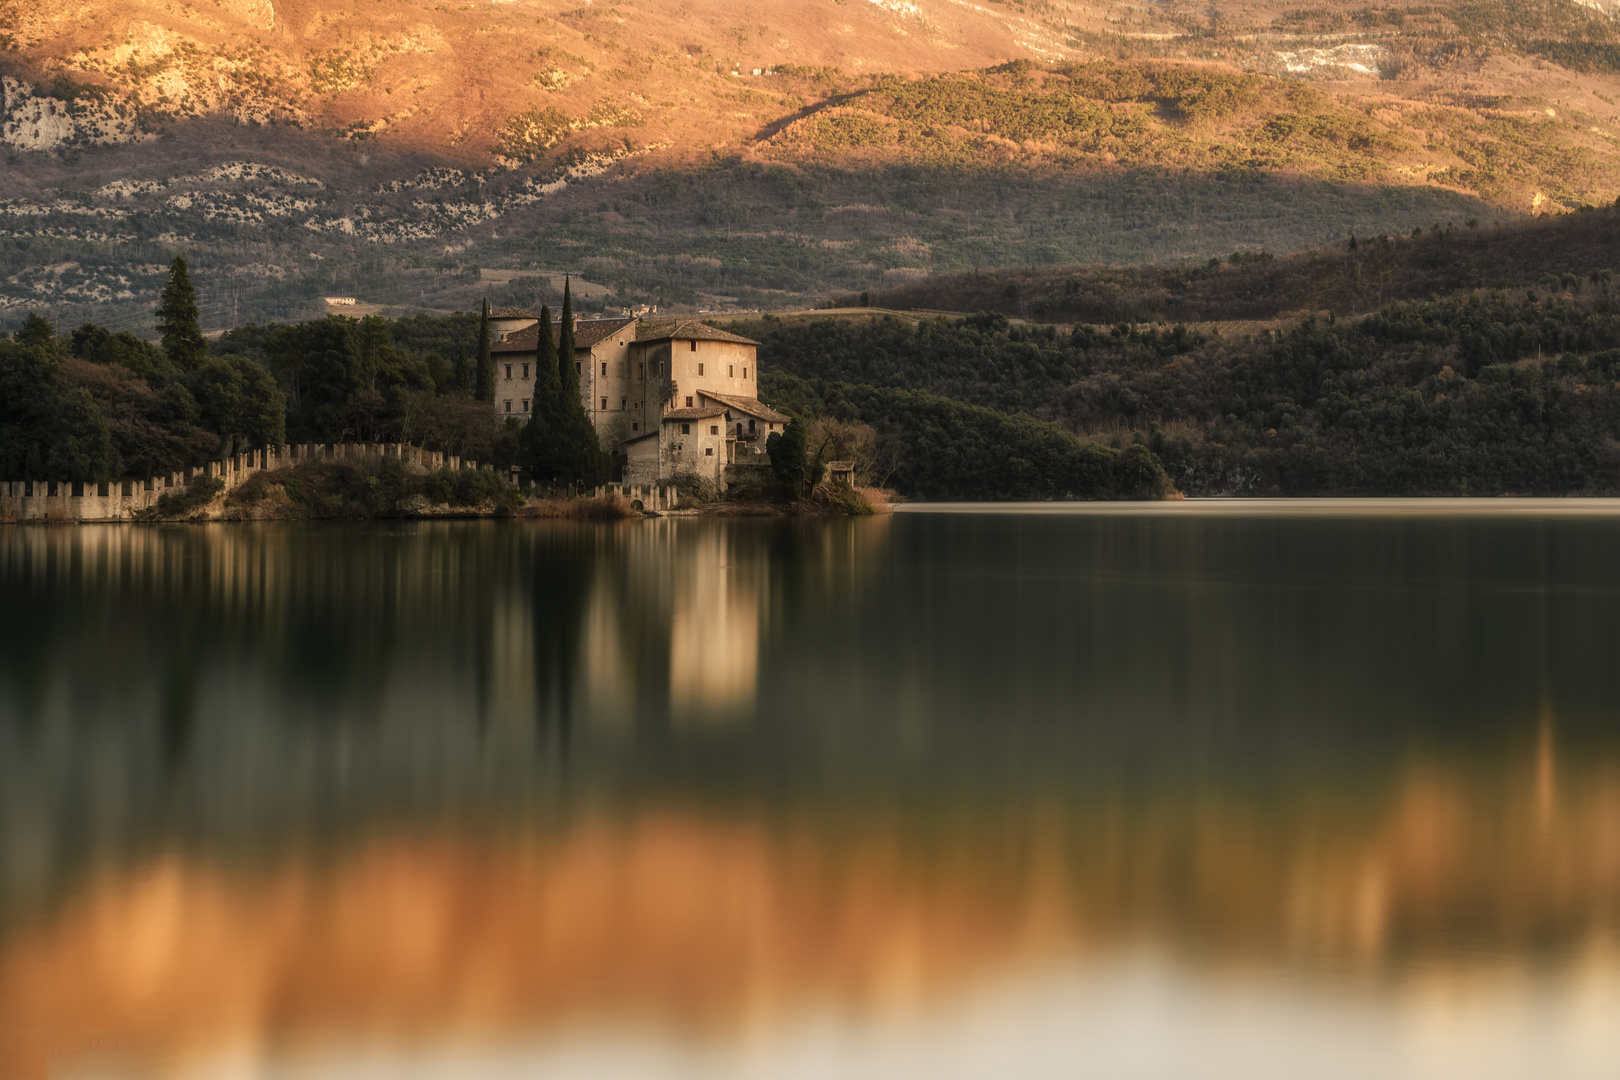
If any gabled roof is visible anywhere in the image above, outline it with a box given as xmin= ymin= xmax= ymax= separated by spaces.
xmin=621 ymin=431 xmax=660 ymax=446
xmin=634 ymin=320 xmax=760 ymax=346
xmin=492 ymin=316 xmax=636 ymax=354
xmin=698 ymin=389 xmax=791 ymax=424
xmin=663 ymin=406 xmax=727 ymax=420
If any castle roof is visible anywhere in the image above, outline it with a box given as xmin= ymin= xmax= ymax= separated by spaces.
xmin=634 ymin=320 xmax=759 ymax=346
xmin=698 ymin=390 xmax=790 ymax=424
xmin=663 ymin=406 xmax=727 ymax=420
xmin=493 ymin=316 xmax=636 ymax=354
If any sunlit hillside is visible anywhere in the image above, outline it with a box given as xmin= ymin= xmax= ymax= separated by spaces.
xmin=5 ymin=0 xmax=1620 ymax=328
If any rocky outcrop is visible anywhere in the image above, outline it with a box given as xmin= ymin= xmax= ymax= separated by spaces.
xmin=0 ymin=77 xmax=145 ymax=152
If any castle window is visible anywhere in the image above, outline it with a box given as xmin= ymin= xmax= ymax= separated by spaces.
xmin=689 ymin=341 xmax=696 ymax=352
xmin=743 ymin=368 xmax=748 ymax=378
xmin=698 ymin=363 xmax=704 ymax=375
xmin=621 ymin=398 xmax=627 ymax=409
xmin=685 ymin=396 xmax=693 ymax=407
xmin=709 ymin=425 xmax=718 ymax=435
xmin=749 ymin=418 xmax=756 ymax=432
xmin=602 ymin=363 xmax=607 ymax=376
xmin=522 ymin=399 xmax=530 ymax=412
xmin=601 ymin=398 xmax=608 ymax=410
xmin=505 ymin=365 xmax=511 ymax=379
xmin=632 ymin=422 xmax=638 ymax=431
xmin=728 ymin=365 xmax=734 ymax=377
xmin=681 ymin=423 xmax=691 ymax=435
xmin=522 ymin=363 xmax=530 ymax=379
xmin=704 ymin=447 xmax=713 ymax=456
xmin=504 ymin=400 xmax=512 ymax=413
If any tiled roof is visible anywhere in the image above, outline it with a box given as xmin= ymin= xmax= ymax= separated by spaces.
xmin=662 ymin=406 xmax=727 ymax=420
xmin=698 ymin=390 xmax=791 ymax=423
xmin=576 ymin=317 xmax=638 ymax=347
xmin=634 ymin=320 xmax=760 ymax=346
xmin=492 ymin=316 xmax=636 ymax=354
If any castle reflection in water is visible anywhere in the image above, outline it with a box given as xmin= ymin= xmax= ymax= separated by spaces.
xmin=4 ymin=515 xmax=1620 ymax=1079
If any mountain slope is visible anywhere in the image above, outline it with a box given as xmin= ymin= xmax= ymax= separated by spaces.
xmin=6 ymin=0 xmax=1620 ymax=331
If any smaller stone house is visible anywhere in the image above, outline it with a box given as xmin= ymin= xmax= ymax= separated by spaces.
xmin=621 ymin=389 xmax=790 ymax=489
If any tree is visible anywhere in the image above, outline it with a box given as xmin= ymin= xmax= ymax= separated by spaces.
xmin=452 ymin=345 xmax=469 ymax=395
xmin=474 ymin=298 xmax=494 ymax=403
xmin=557 ymin=279 xmax=579 ymax=400
xmin=767 ymin=415 xmax=810 ymax=497
xmin=71 ymin=323 xmax=176 ymax=384
xmin=52 ymin=386 xmax=121 ymax=483
xmin=3 ymin=313 xmax=120 ymax=484
xmin=156 ymin=255 xmax=208 ymax=371
xmin=0 ymin=317 xmax=66 ymax=480
xmin=191 ymin=356 xmax=287 ymax=453
xmin=547 ymin=279 xmax=608 ymax=488
xmin=520 ymin=303 xmax=564 ymax=483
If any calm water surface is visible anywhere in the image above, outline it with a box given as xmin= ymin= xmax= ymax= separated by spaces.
xmin=3 ymin=509 xmax=1620 ymax=1078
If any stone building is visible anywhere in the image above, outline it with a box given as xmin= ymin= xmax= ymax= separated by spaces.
xmin=490 ymin=315 xmax=789 ymax=488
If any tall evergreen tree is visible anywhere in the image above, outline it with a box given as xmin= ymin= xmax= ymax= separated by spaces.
xmin=551 ymin=278 xmax=607 ymax=487
xmin=521 ymin=304 xmax=565 ymax=484
xmin=156 ymin=255 xmax=208 ymax=371
xmin=557 ymin=279 xmax=579 ymax=401
xmin=474 ymin=298 xmax=495 ymax=403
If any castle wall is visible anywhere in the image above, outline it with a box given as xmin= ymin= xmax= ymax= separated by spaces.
xmin=0 ymin=443 xmax=469 ymax=524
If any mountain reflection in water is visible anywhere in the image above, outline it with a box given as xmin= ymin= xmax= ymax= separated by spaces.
xmin=3 ymin=515 xmax=1620 ymax=1079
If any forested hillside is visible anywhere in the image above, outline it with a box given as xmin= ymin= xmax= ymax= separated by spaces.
xmin=745 ymin=211 xmax=1620 ymax=497
xmin=11 ymin=209 xmax=1620 ymax=502
xmin=871 ymin=201 xmax=1620 ymax=323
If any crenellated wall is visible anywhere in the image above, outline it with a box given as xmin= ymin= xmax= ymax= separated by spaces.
xmin=0 ymin=443 xmax=478 ymax=523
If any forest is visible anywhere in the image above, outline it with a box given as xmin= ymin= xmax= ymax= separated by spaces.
xmin=747 ymin=274 xmax=1620 ymax=497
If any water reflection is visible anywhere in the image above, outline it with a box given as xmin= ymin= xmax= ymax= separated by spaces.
xmin=3 ymin=515 xmax=1620 ymax=1077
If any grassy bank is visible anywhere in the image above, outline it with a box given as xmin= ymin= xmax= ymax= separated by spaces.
xmin=133 ymin=459 xmax=640 ymax=522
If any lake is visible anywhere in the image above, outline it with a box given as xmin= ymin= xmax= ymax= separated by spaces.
xmin=3 ymin=507 xmax=1620 ymax=1079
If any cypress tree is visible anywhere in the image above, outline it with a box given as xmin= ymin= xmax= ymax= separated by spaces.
xmin=767 ymin=415 xmax=809 ymax=497
xmin=557 ymin=279 xmax=579 ymax=402
xmin=553 ymin=278 xmax=607 ymax=487
xmin=474 ymin=298 xmax=495 ymax=403
xmin=521 ymin=304 xmax=564 ymax=484
xmin=156 ymin=255 xmax=208 ymax=371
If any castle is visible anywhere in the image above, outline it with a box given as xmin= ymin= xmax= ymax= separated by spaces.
xmin=489 ymin=312 xmax=790 ymax=488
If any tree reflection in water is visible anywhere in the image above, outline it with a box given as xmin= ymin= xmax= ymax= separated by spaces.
xmin=2 ymin=514 xmax=1620 ymax=1078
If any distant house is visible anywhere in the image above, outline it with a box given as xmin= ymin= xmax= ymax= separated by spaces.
xmin=489 ymin=316 xmax=789 ymax=488
xmin=323 ymin=296 xmax=357 ymax=306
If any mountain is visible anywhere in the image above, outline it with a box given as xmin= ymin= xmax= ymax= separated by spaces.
xmin=4 ymin=0 xmax=1620 ymax=331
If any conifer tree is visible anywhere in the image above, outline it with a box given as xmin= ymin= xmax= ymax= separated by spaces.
xmin=520 ymin=304 xmax=564 ymax=484
xmin=474 ymin=298 xmax=495 ymax=403
xmin=156 ymin=255 xmax=208 ymax=371
xmin=552 ymin=278 xmax=608 ymax=487
xmin=557 ymin=279 xmax=579 ymax=401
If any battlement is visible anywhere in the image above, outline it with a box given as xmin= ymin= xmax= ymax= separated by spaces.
xmin=0 ymin=442 xmax=482 ymax=523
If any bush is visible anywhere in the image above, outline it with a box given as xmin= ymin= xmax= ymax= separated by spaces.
xmin=138 ymin=476 xmax=224 ymax=521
